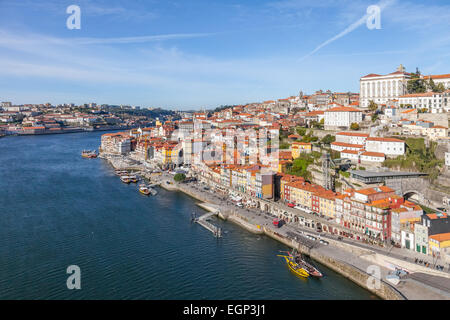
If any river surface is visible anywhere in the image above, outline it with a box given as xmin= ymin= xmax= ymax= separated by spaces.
xmin=0 ymin=132 xmax=377 ymax=299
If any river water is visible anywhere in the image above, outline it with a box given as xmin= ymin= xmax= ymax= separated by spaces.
xmin=0 ymin=132 xmax=376 ymax=299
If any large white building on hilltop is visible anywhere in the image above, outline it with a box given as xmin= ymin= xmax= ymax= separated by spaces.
xmin=324 ymin=105 xmax=363 ymax=130
xmin=359 ymin=65 xmax=411 ymax=109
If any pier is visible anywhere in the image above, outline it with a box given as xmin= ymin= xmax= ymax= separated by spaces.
xmin=192 ymin=211 xmax=222 ymax=238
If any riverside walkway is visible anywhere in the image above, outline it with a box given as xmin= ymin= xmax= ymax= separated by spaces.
xmin=171 ymin=176 xmax=450 ymax=300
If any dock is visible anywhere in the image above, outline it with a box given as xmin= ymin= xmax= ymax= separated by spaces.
xmin=192 ymin=210 xmax=222 ymax=238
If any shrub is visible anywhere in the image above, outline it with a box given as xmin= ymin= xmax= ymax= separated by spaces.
xmin=174 ymin=173 xmax=186 ymax=182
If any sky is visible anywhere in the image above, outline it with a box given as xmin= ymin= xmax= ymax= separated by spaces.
xmin=1 ymin=0 xmax=450 ymax=110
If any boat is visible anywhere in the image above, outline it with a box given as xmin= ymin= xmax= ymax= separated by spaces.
xmin=120 ymin=176 xmax=131 ymax=184
xmin=295 ymin=255 xmax=323 ymax=278
xmin=115 ymin=170 xmax=128 ymax=176
xmin=277 ymin=254 xmax=309 ymax=278
xmin=283 ymin=249 xmax=323 ymax=278
xmin=81 ymin=150 xmax=98 ymax=158
xmin=129 ymin=175 xmax=138 ymax=183
xmin=149 ymin=188 xmax=158 ymax=196
xmin=139 ymin=185 xmax=151 ymax=195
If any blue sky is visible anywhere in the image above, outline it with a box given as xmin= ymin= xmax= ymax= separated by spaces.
xmin=1 ymin=0 xmax=450 ymax=109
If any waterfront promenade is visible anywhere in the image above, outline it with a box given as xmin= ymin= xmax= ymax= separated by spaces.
xmin=101 ymin=152 xmax=449 ymax=300
xmin=159 ymin=175 xmax=450 ymax=300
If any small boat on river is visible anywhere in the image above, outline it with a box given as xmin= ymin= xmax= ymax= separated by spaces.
xmin=139 ymin=185 xmax=151 ymax=195
xmin=277 ymin=254 xmax=309 ymax=278
xmin=120 ymin=176 xmax=131 ymax=184
xmin=279 ymin=249 xmax=323 ymax=278
xmin=81 ymin=150 xmax=98 ymax=158
xmin=115 ymin=170 xmax=128 ymax=176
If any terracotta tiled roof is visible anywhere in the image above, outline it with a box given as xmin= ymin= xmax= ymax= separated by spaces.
xmin=366 ymin=137 xmax=404 ymax=143
xmin=325 ymin=106 xmax=361 ymax=112
xmin=429 ymin=232 xmax=450 ymax=242
xmin=337 ymin=132 xmax=369 ymax=137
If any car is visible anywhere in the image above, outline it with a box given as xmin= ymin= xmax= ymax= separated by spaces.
xmin=320 ymin=240 xmax=329 ymax=245
xmin=287 ymin=203 xmax=295 ymax=208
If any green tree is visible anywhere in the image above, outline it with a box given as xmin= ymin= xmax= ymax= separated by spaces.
xmin=174 ymin=173 xmax=186 ymax=182
xmin=371 ymin=114 xmax=379 ymax=122
xmin=435 ymin=83 xmax=445 ymax=93
xmin=286 ymin=154 xmax=314 ymax=180
xmin=350 ymin=123 xmax=360 ymax=130
xmin=296 ymin=127 xmax=307 ymax=136
xmin=368 ymin=100 xmax=378 ymax=112
xmin=321 ymin=134 xmax=335 ymax=145
xmin=407 ymin=69 xmax=427 ymax=94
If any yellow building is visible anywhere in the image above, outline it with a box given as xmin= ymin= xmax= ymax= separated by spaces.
xmin=317 ymin=192 xmax=338 ymax=219
xmin=291 ymin=142 xmax=312 ymax=159
xmin=429 ymin=233 xmax=450 ymax=256
xmin=162 ymin=142 xmax=180 ymax=165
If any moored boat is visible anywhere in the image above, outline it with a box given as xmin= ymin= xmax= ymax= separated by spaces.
xmin=277 ymin=255 xmax=309 ymax=278
xmin=298 ymin=260 xmax=323 ymax=278
xmin=120 ymin=176 xmax=131 ymax=184
xmin=129 ymin=175 xmax=138 ymax=183
xmin=81 ymin=150 xmax=98 ymax=158
xmin=139 ymin=185 xmax=151 ymax=195
xmin=290 ymin=250 xmax=323 ymax=278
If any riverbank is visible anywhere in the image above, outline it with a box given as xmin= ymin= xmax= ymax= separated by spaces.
xmin=156 ymin=180 xmax=401 ymax=299
xmin=160 ymin=179 xmax=450 ymax=300
xmin=102 ymin=155 xmax=449 ymax=300
xmin=3 ymin=126 xmax=134 ymax=137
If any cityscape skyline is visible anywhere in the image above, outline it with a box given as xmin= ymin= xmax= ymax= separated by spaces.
xmin=1 ymin=0 xmax=450 ymax=109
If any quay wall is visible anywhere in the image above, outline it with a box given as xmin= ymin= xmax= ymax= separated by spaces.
xmin=149 ymin=179 xmax=406 ymax=299
xmin=262 ymin=227 xmax=405 ymax=300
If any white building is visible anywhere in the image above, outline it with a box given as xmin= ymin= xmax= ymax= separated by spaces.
xmin=360 ymin=151 xmax=385 ymax=163
xmin=324 ymin=105 xmax=363 ymax=130
xmin=340 ymin=149 xmax=360 ymax=161
xmin=399 ymin=91 xmax=450 ymax=113
xmin=384 ymin=106 xmax=398 ymax=118
xmin=331 ymin=142 xmax=364 ymax=153
xmin=340 ymin=150 xmax=385 ymax=163
xmin=336 ymin=132 xmax=369 ymax=145
xmin=360 ymin=64 xmax=411 ymax=109
xmin=423 ymin=74 xmax=450 ymax=90
xmin=365 ymin=137 xmax=405 ymax=157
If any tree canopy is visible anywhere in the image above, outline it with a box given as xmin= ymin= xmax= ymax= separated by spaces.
xmin=174 ymin=173 xmax=186 ymax=182
xmin=368 ymin=100 xmax=378 ymax=112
